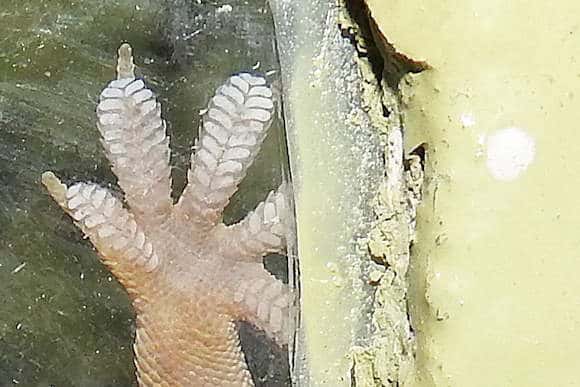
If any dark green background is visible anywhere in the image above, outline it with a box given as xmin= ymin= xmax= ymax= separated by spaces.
xmin=0 ymin=0 xmax=290 ymax=385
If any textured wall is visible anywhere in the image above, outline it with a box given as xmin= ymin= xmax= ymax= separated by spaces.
xmin=365 ymin=1 xmax=580 ymax=386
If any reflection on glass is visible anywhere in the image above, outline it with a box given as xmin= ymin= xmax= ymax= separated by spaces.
xmin=0 ymin=1 xmax=295 ymax=386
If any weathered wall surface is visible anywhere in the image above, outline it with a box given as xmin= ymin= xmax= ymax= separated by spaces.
xmin=364 ymin=1 xmax=580 ymax=386
xmin=269 ymin=0 xmax=383 ymax=384
xmin=270 ymin=1 xmax=418 ymax=385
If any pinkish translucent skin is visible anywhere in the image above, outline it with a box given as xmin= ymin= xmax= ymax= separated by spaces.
xmin=42 ymin=43 xmax=291 ymax=387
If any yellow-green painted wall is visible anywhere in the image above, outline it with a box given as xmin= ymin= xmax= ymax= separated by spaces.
xmin=366 ymin=1 xmax=580 ymax=386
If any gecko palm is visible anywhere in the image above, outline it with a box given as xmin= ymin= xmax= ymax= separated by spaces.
xmin=42 ymin=43 xmax=290 ymax=386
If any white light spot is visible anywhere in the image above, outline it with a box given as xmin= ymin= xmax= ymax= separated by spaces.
xmin=486 ymin=127 xmax=535 ymax=181
xmin=216 ymin=4 xmax=233 ymax=14
xmin=460 ymin=112 xmax=476 ymax=128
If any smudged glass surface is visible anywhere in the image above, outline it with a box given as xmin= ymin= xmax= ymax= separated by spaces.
xmin=0 ymin=0 xmax=292 ymax=385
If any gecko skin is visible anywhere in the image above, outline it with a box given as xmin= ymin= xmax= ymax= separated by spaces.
xmin=42 ymin=43 xmax=291 ymax=386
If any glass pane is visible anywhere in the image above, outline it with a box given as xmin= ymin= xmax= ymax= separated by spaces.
xmin=0 ymin=1 xmax=295 ymax=386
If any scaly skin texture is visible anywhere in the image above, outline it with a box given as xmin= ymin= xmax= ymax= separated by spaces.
xmin=42 ymin=43 xmax=291 ymax=386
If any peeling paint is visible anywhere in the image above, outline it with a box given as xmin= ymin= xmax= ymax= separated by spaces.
xmin=366 ymin=1 xmax=580 ymax=386
xmin=338 ymin=1 xmax=422 ymax=386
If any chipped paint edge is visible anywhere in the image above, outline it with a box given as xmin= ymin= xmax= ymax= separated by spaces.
xmin=338 ymin=1 xmax=422 ymax=386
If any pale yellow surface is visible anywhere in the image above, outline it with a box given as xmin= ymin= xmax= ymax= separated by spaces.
xmin=367 ymin=1 xmax=580 ymax=386
xmin=290 ymin=57 xmax=355 ymax=384
xmin=272 ymin=2 xmax=382 ymax=384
